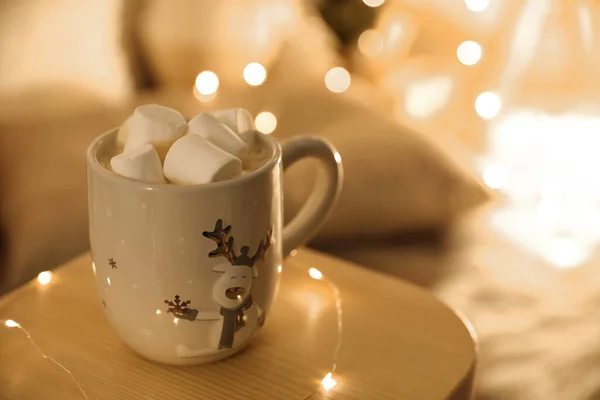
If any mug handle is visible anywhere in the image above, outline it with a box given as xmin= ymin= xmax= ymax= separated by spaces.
xmin=281 ymin=136 xmax=343 ymax=256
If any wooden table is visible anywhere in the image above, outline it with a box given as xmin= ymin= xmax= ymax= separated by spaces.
xmin=0 ymin=249 xmax=476 ymax=400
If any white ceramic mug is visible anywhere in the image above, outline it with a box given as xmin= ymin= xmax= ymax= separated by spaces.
xmin=87 ymin=129 xmax=343 ymax=365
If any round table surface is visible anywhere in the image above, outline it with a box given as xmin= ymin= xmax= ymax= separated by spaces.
xmin=0 ymin=248 xmax=476 ymax=400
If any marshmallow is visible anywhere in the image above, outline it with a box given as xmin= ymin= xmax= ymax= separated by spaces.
xmin=187 ymin=113 xmax=249 ymax=157
xmin=163 ymin=134 xmax=242 ymax=185
xmin=211 ymin=108 xmax=256 ymax=146
xmin=123 ymin=104 xmax=187 ymax=160
xmin=110 ymin=144 xmax=166 ymax=183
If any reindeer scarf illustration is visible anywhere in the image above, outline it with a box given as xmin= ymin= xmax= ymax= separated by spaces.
xmin=202 ymin=219 xmax=272 ymax=350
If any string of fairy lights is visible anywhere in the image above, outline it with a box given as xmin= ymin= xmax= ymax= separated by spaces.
xmin=2 ymin=257 xmax=343 ymax=397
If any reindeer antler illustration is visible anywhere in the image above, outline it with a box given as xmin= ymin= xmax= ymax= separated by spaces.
xmin=251 ymin=226 xmax=273 ymax=264
xmin=203 ymin=219 xmax=238 ymax=264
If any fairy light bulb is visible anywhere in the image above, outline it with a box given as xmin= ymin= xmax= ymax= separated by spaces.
xmin=321 ymin=372 xmax=337 ymax=391
xmin=255 ymin=112 xmax=277 ymax=134
xmin=358 ymin=29 xmax=384 ymax=56
xmin=363 ymin=0 xmax=385 ymax=7
xmin=325 ymin=67 xmax=351 ymax=93
xmin=475 ymin=91 xmax=502 ymax=119
xmin=308 ymin=268 xmax=323 ymax=280
xmin=243 ymin=62 xmax=267 ymax=86
xmin=277 ymin=265 xmax=283 ymax=273
xmin=37 ymin=270 xmax=53 ymax=286
xmin=464 ymin=0 xmax=489 ymax=12
xmin=195 ymin=71 xmax=219 ymax=95
xmin=457 ymin=41 xmax=482 ymax=66
xmin=483 ymin=164 xmax=507 ymax=189
xmin=5 ymin=319 xmax=19 ymax=328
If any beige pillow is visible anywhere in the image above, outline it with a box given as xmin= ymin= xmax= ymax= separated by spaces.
xmin=267 ymin=82 xmax=489 ymax=241
xmin=0 ymin=89 xmax=126 ymax=294
xmin=0 ymin=0 xmax=132 ymax=102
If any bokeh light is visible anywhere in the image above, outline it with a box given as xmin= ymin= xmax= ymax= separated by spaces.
xmin=482 ymin=164 xmax=507 ymax=189
xmin=243 ymin=62 xmax=267 ymax=86
xmin=404 ymin=76 xmax=454 ymax=120
xmin=358 ymin=29 xmax=384 ymax=56
xmin=475 ymin=91 xmax=501 ymax=119
xmin=363 ymin=0 xmax=385 ymax=7
xmin=255 ymin=112 xmax=277 ymax=134
xmin=195 ymin=71 xmax=219 ymax=95
xmin=325 ymin=67 xmax=351 ymax=93
xmin=457 ymin=41 xmax=482 ymax=66
xmin=464 ymin=0 xmax=489 ymax=12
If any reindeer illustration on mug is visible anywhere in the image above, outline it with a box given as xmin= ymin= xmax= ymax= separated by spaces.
xmin=174 ymin=219 xmax=272 ymax=358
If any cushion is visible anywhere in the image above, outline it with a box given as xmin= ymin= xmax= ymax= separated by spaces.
xmin=0 ymin=89 xmax=126 ymax=294
xmin=0 ymin=0 xmax=132 ymax=102
xmin=268 ymin=82 xmax=489 ymax=241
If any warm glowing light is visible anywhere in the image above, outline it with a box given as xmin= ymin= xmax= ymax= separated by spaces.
xmin=195 ymin=71 xmax=219 ymax=95
xmin=5 ymin=319 xmax=19 ymax=328
xmin=334 ymin=152 xmax=342 ymax=163
xmin=308 ymin=268 xmax=323 ymax=280
xmin=464 ymin=0 xmax=489 ymax=12
xmin=475 ymin=91 xmax=501 ymax=119
xmin=255 ymin=112 xmax=277 ymax=134
xmin=482 ymin=164 xmax=506 ymax=189
xmin=321 ymin=372 xmax=337 ymax=391
xmin=37 ymin=270 xmax=53 ymax=286
xmin=358 ymin=29 xmax=384 ymax=56
xmin=457 ymin=41 xmax=482 ymax=66
xmin=325 ymin=67 xmax=351 ymax=94
xmin=173 ymin=318 xmax=179 ymax=325
xmin=485 ymin=111 xmax=600 ymax=268
xmin=156 ymin=310 xmax=162 ymax=315
xmin=404 ymin=76 xmax=454 ymax=120
xmin=277 ymin=265 xmax=283 ymax=273
xmin=551 ymin=237 xmax=586 ymax=269
xmin=107 ymin=277 xmax=111 ymax=285
xmin=243 ymin=62 xmax=267 ymax=86
xmin=92 ymin=262 xmax=96 ymax=275
xmin=363 ymin=0 xmax=385 ymax=7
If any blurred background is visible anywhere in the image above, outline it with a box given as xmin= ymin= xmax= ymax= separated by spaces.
xmin=2 ymin=0 xmax=600 ymax=398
